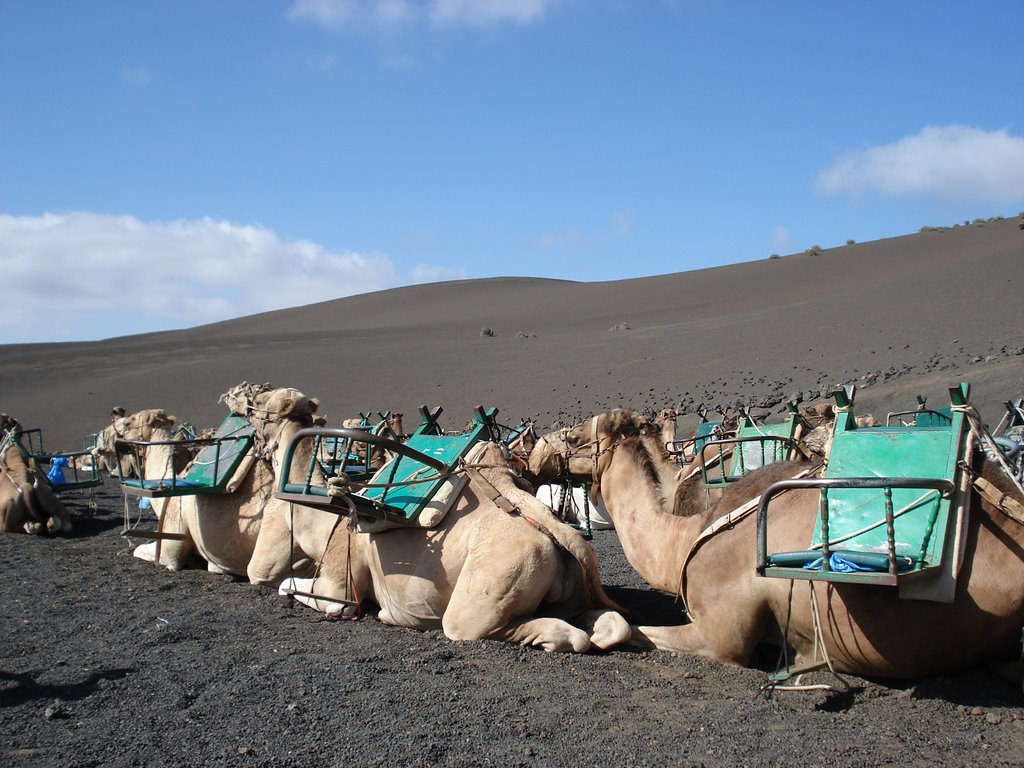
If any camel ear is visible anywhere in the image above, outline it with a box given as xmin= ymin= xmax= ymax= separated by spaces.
xmin=147 ymin=411 xmax=173 ymax=430
xmin=307 ymin=398 xmax=319 ymax=415
xmin=607 ymin=409 xmax=639 ymax=437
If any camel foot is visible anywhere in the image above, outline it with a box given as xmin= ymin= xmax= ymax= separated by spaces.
xmin=279 ymin=577 xmax=351 ymax=617
xmin=587 ymin=611 xmax=631 ymax=651
xmin=478 ymin=617 xmax=593 ymax=653
xmin=533 ymin=625 xmax=591 ymax=653
xmin=133 ymin=541 xmax=157 ymax=562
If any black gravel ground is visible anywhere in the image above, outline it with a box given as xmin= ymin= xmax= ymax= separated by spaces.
xmin=2 ymin=478 xmax=1022 ymax=768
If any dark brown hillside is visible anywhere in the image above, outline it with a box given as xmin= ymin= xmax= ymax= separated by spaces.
xmin=2 ymin=218 xmax=1021 ymax=448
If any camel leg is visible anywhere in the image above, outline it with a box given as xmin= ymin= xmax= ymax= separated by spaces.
xmin=34 ymin=484 xmax=72 ymax=534
xmin=133 ymin=499 xmax=194 ymax=570
xmin=21 ymin=484 xmax=62 ymax=535
xmin=246 ymin=506 xmax=307 ymax=586
xmin=474 ymin=616 xmax=593 ymax=653
xmin=630 ymin=622 xmax=757 ymax=667
xmin=278 ymin=576 xmax=358 ymax=618
xmin=18 ymin=486 xmax=47 ymax=534
xmin=440 ymin=540 xmax=594 ymax=653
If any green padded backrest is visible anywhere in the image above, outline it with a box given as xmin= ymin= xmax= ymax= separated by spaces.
xmin=358 ymin=416 xmax=491 ymax=520
xmin=810 ymin=406 xmax=966 ymax=566
xmin=180 ymin=414 xmax=254 ymax=488
xmin=730 ymin=411 xmax=797 ymax=476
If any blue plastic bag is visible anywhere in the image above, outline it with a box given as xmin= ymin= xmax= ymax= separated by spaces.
xmin=803 ymin=554 xmax=875 ymax=573
xmin=47 ymin=456 xmax=69 ymax=486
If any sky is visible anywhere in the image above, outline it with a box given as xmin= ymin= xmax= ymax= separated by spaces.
xmin=2 ymin=0 xmax=1023 ymax=344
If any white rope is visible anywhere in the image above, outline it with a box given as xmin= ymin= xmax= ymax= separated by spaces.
xmin=768 ymin=581 xmax=850 ymax=695
xmin=953 ymin=404 xmax=1024 ymax=501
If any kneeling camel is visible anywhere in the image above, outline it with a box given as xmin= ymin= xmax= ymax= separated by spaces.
xmin=280 ymin=440 xmax=631 ymax=653
xmin=564 ymin=409 xmax=1024 ymax=679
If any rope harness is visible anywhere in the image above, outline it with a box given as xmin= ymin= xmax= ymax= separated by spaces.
xmin=953 ymin=404 xmax=1024 ymax=525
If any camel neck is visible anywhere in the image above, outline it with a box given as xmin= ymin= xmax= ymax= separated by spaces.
xmin=142 ymin=427 xmax=179 ymax=481
xmin=600 ymin=439 xmax=704 ymax=594
xmin=268 ymin=420 xmax=317 ymax=484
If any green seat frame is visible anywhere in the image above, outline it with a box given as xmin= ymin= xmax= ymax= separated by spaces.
xmin=14 ymin=427 xmax=104 ymax=492
xmin=756 ymin=384 xmax=970 ymax=586
xmin=886 ymin=395 xmax=953 ymax=428
xmin=276 ymin=406 xmax=499 ymax=528
xmin=119 ymin=414 xmax=255 ymax=498
xmin=667 ymin=417 xmax=722 ymax=466
xmin=699 ymin=404 xmax=802 ymax=487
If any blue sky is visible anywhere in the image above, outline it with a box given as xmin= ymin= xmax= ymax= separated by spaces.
xmin=2 ymin=0 xmax=1023 ymax=344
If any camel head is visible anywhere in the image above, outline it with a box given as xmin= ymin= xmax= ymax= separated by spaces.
xmin=653 ymin=407 xmax=679 ymax=427
xmin=527 ymin=427 xmax=586 ymax=482
xmin=560 ymin=410 xmax=653 ymax=496
xmin=505 ymin=421 xmax=537 ymax=460
xmin=92 ymin=408 xmax=178 ymax=477
xmin=563 ymin=410 xmax=648 ymax=458
xmin=121 ymin=409 xmax=178 ymax=441
xmin=221 ymin=382 xmax=319 ymax=452
xmin=565 ymin=410 xmax=645 ymax=446
xmin=385 ymin=413 xmax=406 ymax=441
xmin=0 ymin=412 xmax=21 ymax=434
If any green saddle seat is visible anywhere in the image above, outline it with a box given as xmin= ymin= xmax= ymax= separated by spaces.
xmin=120 ymin=414 xmax=255 ymax=498
xmin=276 ymin=407 xmax=498 ymax=528
xmin=757 ymin=384 xmax=971 ymax=588
xmin=701 ymin=405 xmax=801 ymax=487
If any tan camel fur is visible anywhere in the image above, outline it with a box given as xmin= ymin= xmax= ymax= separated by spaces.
xmin=653 ymin=408 xmax=679 ymax=452
xmin=131 ymin=385 xmax=318 ymax=585
xmin=279 ymin=441 xmax=631 ymax=653
xmin=1 ymin=424 xmax=73 ymax=535
xmin=566 ymin=409 xmax=1024 ymax=678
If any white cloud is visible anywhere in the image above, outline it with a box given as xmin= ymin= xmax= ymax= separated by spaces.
xmin=817 ymin=125 xmax=1024 ymax=204
xmin=534 ymin=226 xmax=589 ymax=250
xmin=610 ymin=210 xmax=635 ymax=235
xmin=771 ymin=224 xmax=793 ymax=253
xmin=0 ymin=212 xmax=434 ymax=344
xmin=287 ymin=0 xmax=360 ymax=27
xmin=287 ymin=0 xmax=557 ymax=29
xmin=429 ymin=0 xmax=551 ymax=26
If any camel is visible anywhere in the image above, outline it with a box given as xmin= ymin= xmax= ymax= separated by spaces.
xmin=94 ymin=407 xmax=193 ymax=479
xmin=563 ymin=409 xmax=1024 ymax=679
xmin=0 ymin=417 xmax=73 ymax=535
xmin=653 ymin=407 xmax=679 ymax=453
xmin=526 ymin=426 xmax=615 ymax=529
xmin=128 ymin=384 xmax=319 ymax=585
xmin=278 ymin=439 xmax=631 ymax=653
